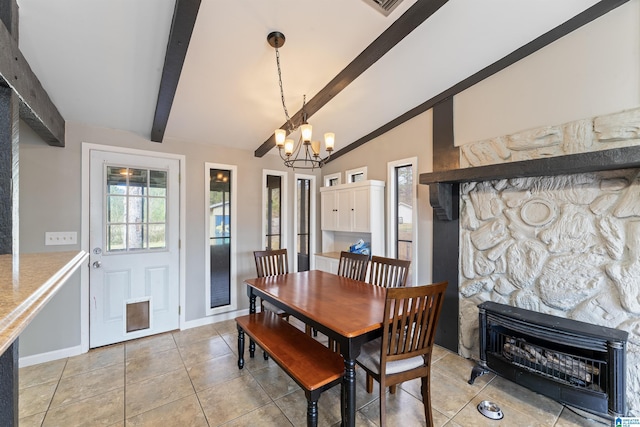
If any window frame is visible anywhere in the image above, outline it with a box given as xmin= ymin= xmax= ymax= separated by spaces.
xmin=262 ymin=169 xmax=288 ymax=253
xmin=293 ymin=173 xmax=316 ymax=272
xmin=323 ymin=172 xmax=342 ymax=187
xmin=346 ymin=166 xmax=368 ymax=183
xmin=204 ymin=162 xmax=238 ymax=316
xmin=387 ymin=157 xmax=418 ymax=286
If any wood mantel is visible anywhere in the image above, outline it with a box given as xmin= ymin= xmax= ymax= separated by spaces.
xmin=419 ymin=145 xmax=640 ymax=220
xmin=0 ymin=251 xmax=88 ymax=355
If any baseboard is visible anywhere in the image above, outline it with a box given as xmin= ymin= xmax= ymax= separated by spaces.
xmin=181 ymin=308 xmax=249 ymax=330
xmin=19 ymin=345 xmax=84 ymax=368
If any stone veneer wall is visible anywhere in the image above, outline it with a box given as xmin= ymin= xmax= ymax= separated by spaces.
xmin=457 ymin=107 xmax=640 ymax=415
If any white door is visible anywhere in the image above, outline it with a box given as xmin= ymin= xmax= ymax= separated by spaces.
xmin=89 ymin=150 xmax=180 ymax=348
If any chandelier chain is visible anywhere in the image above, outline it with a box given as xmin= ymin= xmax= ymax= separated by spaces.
xmin=274 ymin=45 xmax=295 ymax=133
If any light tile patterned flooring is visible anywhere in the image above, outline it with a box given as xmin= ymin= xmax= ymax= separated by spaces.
xmin=19 ymin=317 xmax=610 ymax=426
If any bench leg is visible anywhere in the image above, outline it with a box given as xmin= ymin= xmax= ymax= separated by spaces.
xmin=237 ymin=326 xmax=245 ymax=369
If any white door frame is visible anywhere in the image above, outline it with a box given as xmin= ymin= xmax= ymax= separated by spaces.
xmin=81 ymin=143 xmax=186 ymax=353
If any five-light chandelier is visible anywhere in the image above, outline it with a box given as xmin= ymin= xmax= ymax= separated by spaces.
xmin=268 ymin=31 xmax=334 ymax=170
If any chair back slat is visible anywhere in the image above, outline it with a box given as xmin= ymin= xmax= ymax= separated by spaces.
xmin=254 ymin=249 xmax=288 ymax=278
xmin=382 ymin=282 xmax=448 ymax=365
xmin=336 ymin=251 xmax=369 ymax=281
xmin=367 ymin=256 xmax=410 ymax=288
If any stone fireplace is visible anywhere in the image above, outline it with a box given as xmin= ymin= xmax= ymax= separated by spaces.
xmin=422 ymin=106 xmax=640 ymax=416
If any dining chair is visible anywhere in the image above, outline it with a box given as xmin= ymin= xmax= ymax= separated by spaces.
xmin=337 ymin=251 xmax=369 ymax=282
xmin=366 ymin=256 xmax=411 ymax=288
xmin=356 ymin=281 xmax=448 ymax=427
xmin=253 ymin=249 xmax=289 ymax=318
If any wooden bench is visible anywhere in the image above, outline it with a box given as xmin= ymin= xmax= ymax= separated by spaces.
xmin=236 ymin=311 xmax=344 ymax=427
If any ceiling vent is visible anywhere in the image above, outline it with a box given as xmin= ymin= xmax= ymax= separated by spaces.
xmin=361 ymin=0 xmax=404 ymax=16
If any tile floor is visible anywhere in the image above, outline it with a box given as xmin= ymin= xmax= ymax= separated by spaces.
xmin=18 ymin=317 xmax=611 ymax=426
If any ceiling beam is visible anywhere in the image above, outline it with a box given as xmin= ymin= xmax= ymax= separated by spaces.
xmin=254 ymin=0 xmax=450 ymax=158
xmin=151 ymin=0 xmax=201 ymax=143
xmin=327 ymin=0 xmax=630 ymax=163
xmin=0 ymin=1 xmax=65 ymax=147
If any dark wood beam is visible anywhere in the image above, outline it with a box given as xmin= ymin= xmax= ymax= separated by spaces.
xmin=254 ymin=0 xmax=450 ymax=158
xmin=327 ymin=0 xmax=630 ymax=163
xmin=0 ymin=10 xmax=65 ymax=146
xmin=151 ymin=0 xmax=201 ymax=142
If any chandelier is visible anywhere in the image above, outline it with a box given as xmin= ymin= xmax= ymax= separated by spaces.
xmin=268 ymin=31 xmax=335 ymax=170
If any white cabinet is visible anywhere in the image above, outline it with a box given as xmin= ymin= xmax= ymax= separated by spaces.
xmin=319 ymin=180 xmax=385 ymax=256
xmin=321 ymin=181 xmax=382 ymax=233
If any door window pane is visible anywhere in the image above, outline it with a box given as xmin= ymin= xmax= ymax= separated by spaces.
xmin=105 ymin=166 xmax=168 ymax=252
xmin=210 ymin=168 xmax=231 ymax=308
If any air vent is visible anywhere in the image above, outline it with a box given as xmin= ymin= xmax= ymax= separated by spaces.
xmin=361 ymin=0 xmax=404 ymax=16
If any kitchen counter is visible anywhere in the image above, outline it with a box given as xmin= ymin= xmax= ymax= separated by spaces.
xmin=0 ymin=251 xmax=88 ymax=355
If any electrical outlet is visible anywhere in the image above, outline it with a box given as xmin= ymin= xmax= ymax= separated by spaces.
xmin=45 ymin=231 xmax=78 ymax=246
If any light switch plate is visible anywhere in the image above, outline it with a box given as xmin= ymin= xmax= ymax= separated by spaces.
xmin=45 ymin=231 xmax=78 ymax=246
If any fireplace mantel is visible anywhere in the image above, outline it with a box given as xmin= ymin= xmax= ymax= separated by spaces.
xmin=419 ymin=145 xmax=640 ymax=220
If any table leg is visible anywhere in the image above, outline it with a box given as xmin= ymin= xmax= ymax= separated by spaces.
xmin=249 ymin=293 xmax=256 ymax=358
xmin=342 ymin=357 xmax=356 ymax=427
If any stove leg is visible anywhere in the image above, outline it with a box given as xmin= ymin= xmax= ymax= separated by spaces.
xmin=469 ymin=364 xmax=489 ymax=384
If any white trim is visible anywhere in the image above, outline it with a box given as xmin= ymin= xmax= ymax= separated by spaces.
xmin=323 ymin=172 xmax=342 ymax=187
xmin=387 ymin=157 xmax=419 ymax=286
xmin=293 ymin=173 xmax=317 ymax=272
xmin=81 ymin=143 xmax=186 ymax=353
xmin=19 ymin=345 xmax=84 ymax=368
xmin=346 ymin=166 xmax=368 ymax=183
xmin=262 ymin=169 xmax=288 ymax=259
xmin=205 ymin=163 xmax=238 ymax=317
xmin=181 ymin=308 xmax=249 ymax=330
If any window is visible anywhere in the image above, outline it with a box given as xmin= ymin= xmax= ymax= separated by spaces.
xmin=323 ymin=172 xmax=341 ymax=187
xmin=294 ymin=173 xmax=316 ymax=272
xmin=346 ymin=166 xmax=368 ymax=183
xmin=263 ymin=170 xmax=288 ymax=251
xmin=106 ymin=166 xmax=168 ymax=252
xmin=387 ymin=157 xmax=418 ymax=285
xmin=205 ymin=163 xmax=237 ymax=315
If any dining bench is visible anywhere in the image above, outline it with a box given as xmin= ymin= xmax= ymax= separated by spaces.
xmin=236 ymin=311 xmax=344 ymax=427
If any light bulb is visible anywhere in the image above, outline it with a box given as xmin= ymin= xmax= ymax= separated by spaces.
xmin=274 ymin=129 xmax=286 ymax=147
xmin=284 ymin=139 xmax=294 ymax=156
xmin=324 ymin=133 xmax=335 ymax=151
xmin=301 ymin=123 xmax=312 ymax=142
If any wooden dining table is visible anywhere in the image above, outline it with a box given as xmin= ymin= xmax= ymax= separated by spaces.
xmin=244 ymin=269 xmax=386 ymax=427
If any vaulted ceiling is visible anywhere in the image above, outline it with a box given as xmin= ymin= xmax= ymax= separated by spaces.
xmin=16 ymin=0 xmax=608 ymax=160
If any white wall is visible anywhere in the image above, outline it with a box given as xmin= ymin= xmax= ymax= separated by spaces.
xmin=18 ymin=120 xmax=295 ymax=358
xmin=454 ymin=0 xmax=640 ymax=146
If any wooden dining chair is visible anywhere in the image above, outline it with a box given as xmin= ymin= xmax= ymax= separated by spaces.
xmin=366 ymin=256 xmax=411 ymax=288
xmin=356 ymin=281 xmax=448 ymax=427
xmin=337 ymin=251 xmax=369 ymax=282
xmin=253 ymin=249 xmax=289 ymax=318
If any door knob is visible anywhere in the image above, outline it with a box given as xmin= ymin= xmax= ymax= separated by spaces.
xmin=92 ymin=261 xmax=102 ymax=269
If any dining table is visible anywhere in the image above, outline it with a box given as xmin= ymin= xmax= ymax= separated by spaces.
xmin=244 ymin=269 xmax=387 ymax=427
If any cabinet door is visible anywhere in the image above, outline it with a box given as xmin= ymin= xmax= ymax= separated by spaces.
xmin=336 ymin=189 xmax=353 ymax=232
xmin=321 ymin=191 xmax=337 ymax=230
xmin=351 ymin=186 xmax=370 ymax=232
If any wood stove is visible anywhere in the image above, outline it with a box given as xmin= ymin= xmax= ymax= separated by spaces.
xmin=469 ymin=301 xmax=628 ymax=418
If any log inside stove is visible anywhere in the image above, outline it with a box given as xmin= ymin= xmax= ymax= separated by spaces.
xmin=500 ymin=336 xmax=604 ymax=391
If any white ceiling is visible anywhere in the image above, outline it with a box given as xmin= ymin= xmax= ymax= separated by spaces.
xmin=16 ymin=0 xmax=601 ymax=157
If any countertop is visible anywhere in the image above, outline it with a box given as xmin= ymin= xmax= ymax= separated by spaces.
xmin=0 ymin=251 xmax=88 ymax=354
xmin=315 ymin=251 xmax=341 ymax=260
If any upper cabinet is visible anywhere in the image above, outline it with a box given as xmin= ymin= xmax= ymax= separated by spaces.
xmin=319 ymin=180 xmax=385 ymax=256
xmin=320 ymin=180 xmax=383 ymax=233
